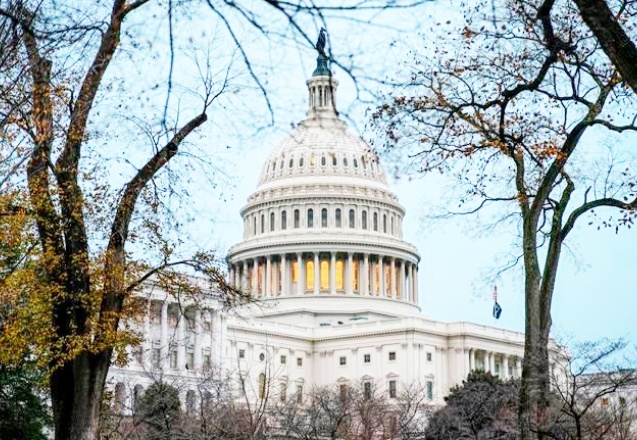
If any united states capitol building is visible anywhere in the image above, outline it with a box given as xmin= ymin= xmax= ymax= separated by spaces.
xmin=107 ymin=51 xmax=538 ymax=413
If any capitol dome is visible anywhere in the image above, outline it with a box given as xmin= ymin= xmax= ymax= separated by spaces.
xmin=227 ymin=53 xmax=420 ymax=317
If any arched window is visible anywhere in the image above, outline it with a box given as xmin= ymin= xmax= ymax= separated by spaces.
xmin=362 ymin=211 xmax=368 ymax=229
xmin=307 ymin=209 xmax=314 ymax=228
xmin=343 ymin=157 xmax=348 ymax=167
xmin=280 ymin=160 xmax=284 ymax=170
xmin=272 ymin=161 xmax=276 ymax=171
xmin=300 ymin=157 xmax=304 ymax=167
xmin=332 ymin=155 xmax=337 ymax=166
xmin=335 ymin=208 xmax=342 ymax=228
xmin=362 ymin=156 xmax=367 ymax=169
xmin=320 ymin=260 xmax=329 ymax=290
xmin=373 ymin=212 xmax=378 ymax=231
xmin=270 ymin=212 xmax=275 ymax=231
xmin=281 ymin=210 xmax=287 ymax=230
xmin=289 ymin=158 xmax=294 ymax=168
xmin=259 ymin=373 xmax=266 ymax=399
xmin=253 ymin=216 xmax=256 ymax=235
xmin=336 ymin=260 xmax=344 ymax=291
xmin=349 ymin=209 xmax=355 ymax=228
xmin=321 ymin=208 xmax=328 ymax=227
xmin=321 ymin=156 xmax=326 ymax=166
xmin=354 ymin=158 xmax=358 ymax=168
xmin=309 ymin=154 xmax=315 ymax=166
xmin=383 ymin=214 xmax=387 ymax=233
xmin=391 ymin=216 xmax=395 ymax=235
xmin=261 ymin=214 xmax=265 ymax=233
xmin=294 ymin=209 xmax=300 ymax=228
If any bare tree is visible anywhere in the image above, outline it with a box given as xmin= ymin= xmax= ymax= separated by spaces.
xmin=373 ymin=0 xmax=637 ymax=437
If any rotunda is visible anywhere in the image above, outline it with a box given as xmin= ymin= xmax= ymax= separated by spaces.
xmin=227 ymin=53 xmax=420 ymax=317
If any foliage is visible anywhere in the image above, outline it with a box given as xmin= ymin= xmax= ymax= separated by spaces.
xmin=0 ymin=364 xmax=51 ymax=440
xmin=136 ymin=382 xmax=184 ymax=440
xmin=374 ymin=0 xmax=637 ymax=436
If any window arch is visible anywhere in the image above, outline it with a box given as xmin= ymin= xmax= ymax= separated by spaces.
xmin=335 ymin=208 xmax=342 ymax=228
xmin=281 ymin=210 xmax=287 ymax=230
xmin=349 ymin=209 xmax=355 ymax=228
xmin=321 ymin=208 xmax=328 ymax=227
xmin=362 ymin=211 xmax=368 ymax=229
xmin=261 ymin=214 xmax=265 ymax=233
xmin=294 ymin=209 xmax=300 ymax=228
xmin=373 ymin=212 xmax=378 ymax=231
xmin=307 ymin=209 xmax=314 ymax=228
xmin=270 ymin=212 xmax=275 ymax=231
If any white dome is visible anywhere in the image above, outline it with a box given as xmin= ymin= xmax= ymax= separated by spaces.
xmin=258 ymin=118 xmax=388 ymax=189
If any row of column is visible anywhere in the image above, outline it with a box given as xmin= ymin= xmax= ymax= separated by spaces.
xmin=145 ymin=300 xmax=222 ymax=372
xmin=467 ymin=348 xmax=522 ymax=379
xmin=229 ymin=253 xmax=419 ymax=302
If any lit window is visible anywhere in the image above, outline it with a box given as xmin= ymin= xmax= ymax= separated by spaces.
xmin=335 ymin=208 xmax=342 ymax=227
xmin=349 ymin=209 xmax=355 ymax=228
xmin=320 ymin=260 xmax=329 ymax=290
xmin=321 ymin=208 xmax=328 ymax=227
xmin=292 ymin=261 xmax=299 ymax=283
xmin=294 ymin=209 xmax=300 ymax=228
xmin=339 ymin=356 xmax=347 ymax=366
xmin=307 ymin=209 xmax=314 ymax=228
xmin=352 ymin=260 xmax=359 ymax=291
xmin=306 ymin=260 xmax=314 ymax=290
xmin=364 ymin=354 xmax=371 ymax=363
xmin=389 ymin=380 xmax=397 ymax=398
xmin=310 ymin=154 xmax=315 ymax=166
xmin=389 ymin=352 xmax=396 ymax=361
xmin=270 ymin=212 xmax=275 ymax=231
xmin=281 ymin=210 xmax=287 ymax=230
xmin=362 ymin=211 xmax=367 ymax=229
xmin=281 ymin=355 xmax=287 ymax=364
xmin=336 ymin=260 xmax=344 ymax=291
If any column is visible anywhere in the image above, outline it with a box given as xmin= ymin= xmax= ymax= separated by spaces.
xmin=346 ymin=253 xmax=353 ymax=295
xmin=379 ymin=257 xmax=386 ymax=297
xmin=260 ymin=258 xmax=266 ymax=297
xmin=177 ymin=309 xmax=185 ymax=370
xmin=490 ymin=352 xmax=496 ymax=374
xmin=143 ymin=299 xmax=151 ymax=363
xmin=194 ymin=309 xmax=202 ymax=370
xmin=330 ymin=252 xmax=336 ymax=294
xmin=408 ymin=263 xmax=414 ymax=302
xmin=160 ymin=301 xmax=168 ymax=366
xmin=252 ymin=259 xmax=258 ymax=295
xmin=390 ymin=258 xmax=397 ymax=299
xmin=399 ymin=260 xmax=405 ymax=299
xmin=503 ymin=354 xmax=509 ymax=379
xmin=363 ymin=254 xmax=369 ymax=296
xmin=516 ymin=357 xmax=522 ymax=378
xmin=314 ymin=252 xmax=320 ymax=295
xmin=241 ymin=261 xmax=248 ymax=291
xmin=414 ymin=264 xmax=419 ymax=303
xmin=470 ymin=348 xmax=476 ymax=371
xmin=229 ymin=265 xmax=235 ymax=287
xmin=297 ymin=253 xmax=304 ymax=295
xmin=281 ymin=254 xmax=287 ymax=296
xmin=265 ymin=255 xmax=272 ymax=298
xmin=370 ymin=258 xmax=377 ymax=296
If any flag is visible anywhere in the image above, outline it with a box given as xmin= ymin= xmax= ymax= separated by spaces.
xmin=492 ymin=285 xmax=502 ymax=319
xmin=493 ymin=301 xmax=502 ymax=319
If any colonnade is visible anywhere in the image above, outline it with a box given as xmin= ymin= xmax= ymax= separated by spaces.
xmin=466 ymin=348 xmax=522 ymax=379
xmin=229 ymin=252 xmax=418 ymax=302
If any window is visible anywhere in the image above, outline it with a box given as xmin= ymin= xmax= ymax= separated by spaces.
xmin=389 ymin=380 xmax=397 ymax=398
xmin=186 ymin=351 xmax=194 ymax=369
xmin=389 ymin=352 xmax=396 ymax=361
xmin=335 ymin=260 xmax=344 ymax=291
xmin=343 ymin=157 xmax=348 ymax=167
xmin=259 ymin=373 xmax=266 ymax=399
xmin=339 ymin=356 xmax=347 ymax=366
xmin=307 ymin=209 xmax=314 ymax=228
xmin=300 ymin=157 xmax=304 ymax=167
xmin=321 ymin=208 xmax=328 ymax=227
xmin=335 ymin=208 xmax=342 ymax=227
xmin=203 ymin=321 xmax=211 ymax=331
xmin=297 ymin=358 xmax=303 ymax=367
xmin=320 ymin=260 xmax=329 ymax=290
xmin=239 ymin=349 xmax=245 ymax=359
xmin=259 ymin=353 xmax=265 ymax=362
xmin=134 ymin=347 xmax=143 ymax=364
xmin=296 ymin=385 xmax=303 ymax=403
xmin=362 ymin=211 xmax=367 ymax=229
xmin=349 ymin=209 xmax=355 ymax=228
xmin=321 ymin=156 xmax=326 ymax=166
xmin=152 ymin=348 xmax=161 ymax=367
xmin=289 ymin=158 xmax=293 ymax=168
xmin=426 ymin=352 xmax=432 ymax=362
xmin=280 ymin=383 xmax=287 ymax=402
xmin=391 ymin=216 xmax=395 ymax=235
xmin=281 ymin=210 xmax=287 ymax=230
xmin=495 ymin=363 xmax=500 ymax=374
xmin=261 ymin=214 xmax=264 ymax=233
xmin=340 ymin=384 xmax=348 ymax=401
xmin=383 ymin=214 xmax=387 ymax=233
xmin=280 ymin=355 xmax=287 ymax=364
xmin=294 ymin=209 xmax=300 ymax=228
xmin=373 ymin=212 xmax=378 ymax=231
xmin=203 ymin=353 xmax=211 ymax=371
xmin=253 ymin=216 xmax=256 ymax=235
xmin=426 ymin=381 xmax=433 ymax=400
xmin=170 ymin=349 xmax=177 ymax=369
xmin=306 ymin=260 xmax=314 ymax=290
xmin=332 ymin=155 xmax=337 ymax=166
xmin=364 ymin=354 xmax=371 ymax=363
xmin=270 ymin=212 xmax=275 ymax=231
xmin=354 ymin=158 xmax=358 ymax=167
xmin=186 ymin=390 xmax=196 ymax=415
xmin=364 ymin=382 xmax=372 ymax=400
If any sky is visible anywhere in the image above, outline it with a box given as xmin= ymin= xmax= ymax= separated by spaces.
xmin=108 ymin=0 xmax=637 ymax=352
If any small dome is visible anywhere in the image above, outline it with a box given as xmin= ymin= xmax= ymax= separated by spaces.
xmin=258 ymin=118 xmax=387 ymax=188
